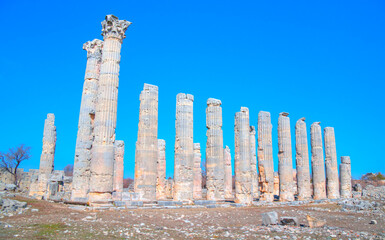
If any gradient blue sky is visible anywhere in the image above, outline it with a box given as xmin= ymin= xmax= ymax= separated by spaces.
xmin=1 ymin=0 xmax=384 ymax=179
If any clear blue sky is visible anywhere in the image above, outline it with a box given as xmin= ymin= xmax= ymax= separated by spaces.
xmin=1 ymin=0 xmax=384 ymax=180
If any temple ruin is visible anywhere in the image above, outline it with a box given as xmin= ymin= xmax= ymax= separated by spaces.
xmin=22 ymin=14 xmax=355 ymax=209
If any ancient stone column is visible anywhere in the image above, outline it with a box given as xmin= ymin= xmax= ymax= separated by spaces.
xmin=224 ymin=146 xmax=233 ymax=199
xmin=278 ymin=112 xmax=294 ymax=202
xmin=310 ymin=122 xmax=327 ymax=200
xmin=257 ymin=111 xmax=274 ymax=202
xmin=156 ymin=139 xmax=166 ymax=200
xmin=324 ymin=127 xmax=340 ymax=199
xmin=71 ymin=39 xmax=103 ymax=202
xmin=205 ymin=98 xmax=225 ymax=200
xmin=33 ymin=114 xmax=56 ymax=199
xmin=295 ymin=118 xmax=311 ymax=200
xmin=134 ymin=84 xmax=159 ymax=201
xmin=113 ymin=140 xmax=124 ymax=194
xmin=234 ymin=107 xmax=253 ymax=204
xmin=89 ymin=15 xmax=131 ymax=204
xmin=340 ymin=156 xmax=352 ymax=198
xmin=173 ymin=93 xmax=194 ymax=202
xmin=193 ymin=143 xmax=202 ymax=199
xmin=250 ymin=126 xmax=259 ymax=199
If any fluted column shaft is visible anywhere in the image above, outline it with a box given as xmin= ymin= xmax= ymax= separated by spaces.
xmin=278 ymin=112 xmax=294 ymax=201
xmin=113 ymin=140 xmax=124 ymax=193
xmin=193 ymin=143 xmax=202 ymax=199
xmin=72 ymin=39 xmax=103 ymax=202
xmin=206 ymin=98 xmax=225 ymax=200
xmin=174 ymin=93 xmax=194 ymax=202
xmin=257 ymin=111 xmax=274 ymax=202
xmin=234 ymin=107 xmax=253 ymax=204
xmin=311 ymin=122 xmax=326 ymax=200
xmin=224 ymin=146 xmax=233 ymax=199
xmin=295 ymin=118 xmax=311 ymax=200
xmin=324 ymin=127 xmax=340 ymax=199
xmin=156 ymin=139 xmax=166 ymax=200
xmin=340 ymin=156 xmax=352 ymax=198
xmin=250 ymin=126 xmax=259 ymax=198
xmin=134 ymin=84 xmax=159 ymax=201
xmin=32 ymin=114 xmax=56 ymax=198
xmin=90 ymin=15 xmax=131 ymax=203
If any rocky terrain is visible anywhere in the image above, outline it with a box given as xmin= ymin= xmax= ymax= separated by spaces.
xmin=0 ymin=185 xmax=384 ymax=239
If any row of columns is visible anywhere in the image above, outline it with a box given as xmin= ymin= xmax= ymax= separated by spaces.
xmin=32 ymin=15 xmax=353 ymax=205
xmin=131 ymin=88 xmax=352 ymax=203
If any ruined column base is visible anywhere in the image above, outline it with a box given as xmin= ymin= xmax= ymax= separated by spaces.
xmin=88 ymin=192 xmax=113 ymax=207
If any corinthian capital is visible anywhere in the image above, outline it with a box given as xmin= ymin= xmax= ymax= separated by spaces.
xmin=83 ymin=39 xmax=103 ymax=58
xmin=101 ymin=15 xmax=132 ymax=41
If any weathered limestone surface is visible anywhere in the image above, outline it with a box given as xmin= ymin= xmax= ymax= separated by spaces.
xmin=340 ymin=156 xmax=352 ymax=198
xmin=89 ymin=15 xmax=131 ymax=204
xmin=250 ymin=126 xmax=259 ymax=199
xmin=295 ymin=118 xmax=311 ymax=200
xmin=257 ymin=111 xmax=274 ymax=202
xmin=193 ymin=143 xmax=202 ymax=199
xmin=277 ymin=112 xmax=294 ymax=202
xmin=71 ymin=39 xmax=103 ymax=202
xmin=174 ymin=93 xmax=194 ymax=202
xmin=134 ymin=84 xmax=159 ymax=201
xmin=234 ymin=107 xmax=252 ymax=204
xmin=310 ymin=122 xmax=327 ymax=200
xmin=156 ymin=139 xmax=166 ymax=200
xmin=30 ymin=114 xmax=56 ymax=199
xmin=324 ymin=127 xmax=340 ymax=199
xmin=273 ymin=172 xmax=279 ymax=196
xmin=223 ymin=146 xmax=233 ymax=199
xmin=113 ymin=140 xmax=124 ymax=194
xmin=205 ymin=98 xmax=225 ymax=200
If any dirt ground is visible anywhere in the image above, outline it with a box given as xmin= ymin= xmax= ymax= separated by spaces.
xmin=0 ymin=196 xmax=384 ymax=240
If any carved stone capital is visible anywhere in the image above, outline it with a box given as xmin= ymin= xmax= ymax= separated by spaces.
xmin=101 ymin=15 xmax=131 ymax=41
xmin=83 ymin=39 xmax=103 ymax=58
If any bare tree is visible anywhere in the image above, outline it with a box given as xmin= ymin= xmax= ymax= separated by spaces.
xmin=0 ymin=144 xmax=31 ymax=186
xmin=63 ymin=164 xmax=74 ymax=176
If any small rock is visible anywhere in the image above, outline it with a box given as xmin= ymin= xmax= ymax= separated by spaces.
xmin=31 ymin=209 xmax=39 ymax=212
xmin=369 ymin=220 xmax=377 ymax=224
xmin=261 ymin=211 xmax=278 ymax=225
xmin=280 ymin=217 xmax=298 ymax=226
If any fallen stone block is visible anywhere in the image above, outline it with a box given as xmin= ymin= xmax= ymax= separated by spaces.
xmin=280 ymin=217 xmax=298 ymax=226
xmin=261 ymin=211 xmax=278 ymax=225
xmin=157 ymin=201 xmax=183 ymax=206
xmin=306 ymin=215 xmax=326 ymax=228
xmin=194 ymin=200 xmax=217 ymax=205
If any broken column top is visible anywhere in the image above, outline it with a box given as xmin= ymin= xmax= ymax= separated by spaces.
xmin=143 ymin=83 xmax=159 ymax=92
xmin=341 ymin=156 xmax=351 ymax=164
xmin=240 ymin=107 xmax=249 ymax=113
xmin=83 ymin=39 xmax=103 ymax=57
xmin=207 ymin=98 xmax=222 ymax=106
xmin=177 ymin=93 xmax=194 ymax=102
xmin=193 ymin=143 xmax=200 ymax=150
xmin=47 ymin=113 xmax=55 ymax=122
xmin=280 ymin=112 xmax=289 ymax=117
xmin=101 ymin=14 xmax=132 ymax=40
xmin=225 ymin=145 xmax=230 ymax=152
xmin=311 ymin=122 xmax=321 ymax=126
xmin=259 ymin=111 xmax=271 ymax=117
xmin=297 ymin=117 xmax=306 ymax=122
xmin=324 ymin=126 xmax=334 ymax=131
